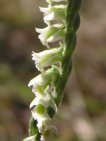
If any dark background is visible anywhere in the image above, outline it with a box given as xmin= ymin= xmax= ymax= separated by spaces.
xmin=0 ymin=0 xmax=106 ymax=141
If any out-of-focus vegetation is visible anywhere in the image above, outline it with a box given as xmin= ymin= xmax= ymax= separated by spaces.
xmin=0 ymin=0 xmax=106 ymax=141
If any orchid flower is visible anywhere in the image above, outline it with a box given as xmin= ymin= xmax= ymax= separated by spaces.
xmin=28 ymin=68 xmax=59 ymax=96
xmin=36 ymin=24 xmax=65 ymax=47
xmin=40 ymin=5 xmax=67 ymax=23
xmin=32 ymin=47 xmax=63 ymax=71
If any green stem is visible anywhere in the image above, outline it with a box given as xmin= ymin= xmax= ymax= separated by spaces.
xmin=55 ymin=0 xmax=81 ymax=106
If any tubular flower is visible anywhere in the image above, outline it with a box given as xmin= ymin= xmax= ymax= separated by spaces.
xmin=25 ymin=0 xmax=81 ymax=140
xmin=40 ymin=5 xmax=67 ymax=23
xmin=32 ymin=47 xmax=64 ymax=71
xmin=28 ymin=67 xmax=59 ymax=96
xmin=36 ymin=24 xmax=65 ymax=47
xmin=30 ymin=95 xmax=57 ymax=134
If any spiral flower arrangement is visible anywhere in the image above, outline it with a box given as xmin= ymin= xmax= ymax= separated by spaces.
xmin=24 ymin=0 xmax=81 ymax=140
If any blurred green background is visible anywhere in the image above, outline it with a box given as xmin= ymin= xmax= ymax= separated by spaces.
xmin=0 ymin=0 xmax=106 ymax=141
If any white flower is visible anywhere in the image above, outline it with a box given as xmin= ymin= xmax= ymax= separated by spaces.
xmin=28 ymin=74 xmax=47 ymax=95
xmin=28 ymin=68 xmax=59 ymax=95
xmin=28 ymin=74 xmax=50 ymax=96
xmin=32 ymin=47 xmax=63 ymax=71
xmin=30 ymin=95 xmax=50 ymax=109
xmin=35 ymin=24 xmax=65 ymax=47
xmin=40 ymin=5 xmax=67 ymax=23
xmin=30 ymin=95 xmax=57 ymax=111
xmin=30 ymin=94 xmax=57 ymax=134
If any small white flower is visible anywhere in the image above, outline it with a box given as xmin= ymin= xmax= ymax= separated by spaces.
xmin=32 ymin=47 xmax=63 ymax=71
xmin=28 ymin=75 xmax=49 ymax=96
xmin=35 ymin=24 xmax=65 ymax=47
xmin=30 ymin=95 xmax=49 ymax=109
xmin=28 ymin=68 xmax=59 ymax=95
xmin=30 ymin=94 xmax=57 ymax=134
xmin=28 ymin=74 xmax=46 ymax=95
xmin=31 ymin=107 xmax=50 ymax=133
xmin=40 ymin=5 xmax=67 ymax=23
xmin=30 ymin=95 xmax=57 ymax=111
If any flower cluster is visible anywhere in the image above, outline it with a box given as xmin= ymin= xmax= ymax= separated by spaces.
xmin=27 ymin=0 xmax=67 ymax=140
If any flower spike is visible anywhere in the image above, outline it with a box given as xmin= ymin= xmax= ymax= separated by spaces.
xmin=25 ymin=0 xmax=81 ymax=140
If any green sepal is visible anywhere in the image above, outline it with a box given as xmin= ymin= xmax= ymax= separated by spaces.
xmin=47 ymin=106 xmax=56 ymax=118
xmin=29 ymin=117 xmax=41 ymax=141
